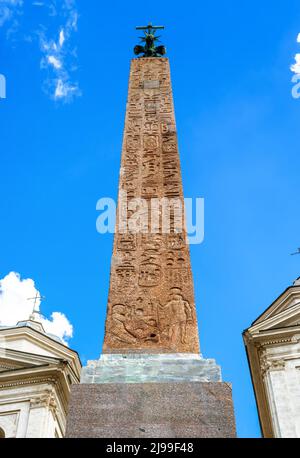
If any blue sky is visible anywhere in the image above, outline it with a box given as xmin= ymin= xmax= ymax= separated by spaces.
xmin=1 ymin=0 xmax=300 ymax=438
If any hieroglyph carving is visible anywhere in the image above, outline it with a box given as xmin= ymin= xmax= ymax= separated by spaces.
xmin=103 ymin=58 xmax=200 ymax=353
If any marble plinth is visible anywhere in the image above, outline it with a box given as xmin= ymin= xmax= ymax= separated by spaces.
xmin=81 ymin=353 xmax=221 ymax=384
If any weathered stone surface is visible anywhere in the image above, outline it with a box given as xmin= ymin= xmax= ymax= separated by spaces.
xmin=103 ymin=58 xmax=200 ymax=354
xmin=66 ymin=382 xmax=236 ymax=438
xmin=81 ymin=353 xmax=221 ymax=384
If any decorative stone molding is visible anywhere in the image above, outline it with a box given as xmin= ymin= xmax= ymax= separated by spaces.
xmin=260 ymin=359 xmax=270 ymax=378
xmin=291 ymin=334 xmax=300 ymax=343
xmin=0 ymin=376 xmax=57 ymax=390
xmin=260 ymin=357 xmax=286 ymax=378
xmin=0 ymin=363 xmax=18 ymax=372
xmin=30 ymin=390 xmax=58 ymax=416
xmin=263 ymin=338 xmax=293 ymax=345
xmin=243 ymin=331 xmax=253 ymax=343
xmin=58 ymin=361 xmax=68 ymax=371
xmin=254 ymin=336 xmax=295 ymax=348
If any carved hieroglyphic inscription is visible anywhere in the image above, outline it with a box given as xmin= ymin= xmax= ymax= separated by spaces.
xmin=103 ymin=58 xmax=200 ymax=354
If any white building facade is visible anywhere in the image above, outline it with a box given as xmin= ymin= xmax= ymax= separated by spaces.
xmin=243 ymin=277 xmax=300 ymax=438
xmin=0 ymin=318 xmax=81 ymax=438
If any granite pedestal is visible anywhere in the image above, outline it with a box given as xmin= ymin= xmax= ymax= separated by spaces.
xmin=66 ymin=354 xmax=236 ymax=438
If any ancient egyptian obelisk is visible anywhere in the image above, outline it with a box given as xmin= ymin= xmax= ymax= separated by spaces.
xmin=66 ymin=24 xmax=236 ymax=438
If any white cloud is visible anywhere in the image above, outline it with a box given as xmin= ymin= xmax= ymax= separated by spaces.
xmin=291 ymin=33 xmax=300 ymax=75
xmin=0 ymin=272 xmax=73 ymax=345
xmin=54 ymin=78 xmax=79 ymax=99
xmin=38 ymin=0 xmax=81 ymax=102
xmin=59 ymin=29 xmax=65 ymax=47
xmin=47 ymin=54 xmax=62 ymax=69
xmin=291 ymin=53 xmax=300 ymax=74
xmin=41 ymin=312 xmax=73 ymax=343
xmin=0 ymin=0 xmax=23 ymax=32
xmin=0 ymin=5 xmax=12 ymax=27
xmin=1 ymin=0 xmax=81 ymax=102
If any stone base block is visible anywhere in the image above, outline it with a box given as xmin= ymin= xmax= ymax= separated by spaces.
xmin=66 ymin=382 xmax=236 ymax=438
xmin=81 ymin=353 xmax=221 ymax=383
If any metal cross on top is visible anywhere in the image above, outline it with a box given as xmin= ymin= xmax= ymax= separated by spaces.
xmin=27 ymin=292 xmax=45 ymax=320
xmin=136 ymin=22 xmax=165 ymax=32
xmin=134 ymin=22 xmax=167 ymax=58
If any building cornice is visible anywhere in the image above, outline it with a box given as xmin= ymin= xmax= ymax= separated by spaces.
xmin=243 ymin=288 xmax=300 ymax=438
xmin=251 ymin=286 xmax=300 ymax=326
xmin=0 ymin=326 xmax=81 ymax=376
xmin=0 ymin=364 xmax=71 ymax=415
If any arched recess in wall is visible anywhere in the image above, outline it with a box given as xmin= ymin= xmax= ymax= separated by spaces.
xmin=0 ymin=427 xmax=5 ymax=438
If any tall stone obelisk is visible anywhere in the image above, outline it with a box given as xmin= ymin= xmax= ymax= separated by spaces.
xmin=66 ymin=25 xmax=236 ymax=438
xmin=103 ymin=55 xmax=199 ymax=355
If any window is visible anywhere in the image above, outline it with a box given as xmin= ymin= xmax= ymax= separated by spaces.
xmin=0 ymin=427 xmax=5 ymax=439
